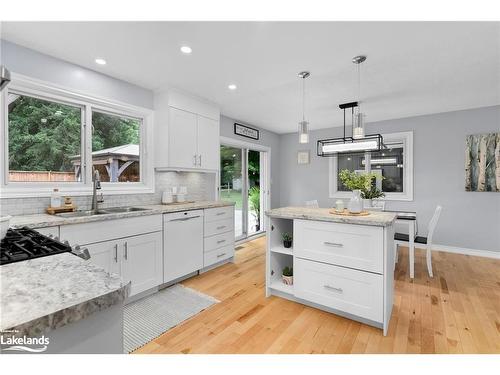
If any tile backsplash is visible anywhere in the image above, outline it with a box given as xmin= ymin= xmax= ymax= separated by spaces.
xmin=0 ymin=171 xmax=216 ymax=216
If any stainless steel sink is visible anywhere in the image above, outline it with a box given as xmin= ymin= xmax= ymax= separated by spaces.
xmin=56 ymin=209 xmax=110 ymax=218
xmin=99 ymin=207 xmax=151 ymax=213
xmin=56 ymin=207 xmax=151 ymax=217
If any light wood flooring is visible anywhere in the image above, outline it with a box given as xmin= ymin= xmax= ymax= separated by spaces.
xmin=135 ymin=236 xmax=500 ymax=354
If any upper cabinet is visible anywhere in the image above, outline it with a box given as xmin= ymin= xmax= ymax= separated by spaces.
xmin=154 ymin=90 xmax=220 ymax=171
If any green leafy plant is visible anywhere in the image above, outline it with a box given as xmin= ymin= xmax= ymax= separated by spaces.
xmin=339 ymin=169 xmax=385 ymax=199
xmin=282 ymin=232 xmax=292 ymax=242
xmin=282 ymin=266 xmax=293 ymax=277
xmin=248 ymin=186 xmax=260 ymax=229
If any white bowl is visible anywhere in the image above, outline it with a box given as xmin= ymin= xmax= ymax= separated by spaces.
xmin=1 ymin=215 xmax=11 ymax=240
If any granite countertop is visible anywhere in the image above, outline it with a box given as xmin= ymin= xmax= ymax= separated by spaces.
xmin=0 ymin=252 xmax=130 ymax=338
xmin=10 ymin=200 xmax=235 ymax=229
xmin=266 ymin=206 xmax=397 ymax=227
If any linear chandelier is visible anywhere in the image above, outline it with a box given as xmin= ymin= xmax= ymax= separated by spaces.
xmin=317 ymin=56 xmax=383 ymax=156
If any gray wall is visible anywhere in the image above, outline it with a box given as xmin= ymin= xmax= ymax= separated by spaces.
xmin=279 ymin=106 xmax=500 ymax=253
xmin=0 ymin=39 xmax=154 ymax=109
xmin=220 ymin=115 xmax=281 ymax=208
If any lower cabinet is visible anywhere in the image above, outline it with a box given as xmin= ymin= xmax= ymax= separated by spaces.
xmin=86 ymin=231 xmax=163 ymax=297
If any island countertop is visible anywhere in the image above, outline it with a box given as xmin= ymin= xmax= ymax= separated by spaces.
xmin=9 ymin=200 xmax=235 ymax=230
xmin=265 ymin=206 xmax=397 ymax=227
xmin=0 ymin=252 xmax=129 ymax=338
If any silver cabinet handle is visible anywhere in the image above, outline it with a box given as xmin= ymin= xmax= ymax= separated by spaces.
xmin=324 ymin=241 xmax=344 ymax=248
xmin=324 ymin=285 xmax=343 ymax=293
xmin=217 ymin=239 xmax=226 ymax=244
xmin=216 ymin=225 xmax=226 ymax=230
xmin=216 ymin=212 xmax=225 ymax=216
xmin=217 ymin=252 xmax=227 ymax=258
xmin=114 ymin=244 xmax=118 ymax=262
xmin=199 ymin=154 xmax=202 ymax=167
xmin=193 ymin=155 xmax=197 ymax=166
xmin=124 ymin=242 xmax=128 ymax=260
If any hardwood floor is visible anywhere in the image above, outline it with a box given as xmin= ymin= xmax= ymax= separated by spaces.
xmin=135 ymin=237 xmax=500 ymax=354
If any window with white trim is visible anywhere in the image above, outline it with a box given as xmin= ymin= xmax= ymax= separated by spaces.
xmin=1 ymin=76 xmax=153 ymax=197
xmin=329 ymin=131 xmax=413 ymax=201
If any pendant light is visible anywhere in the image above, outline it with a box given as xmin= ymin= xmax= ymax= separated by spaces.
xmin=298 ymin=71 xmax=310 ymax=144
xmin=352 ymin=55 xmax=366 ymax=139
xmin=317 ymin=56 xmax=383 ymax=156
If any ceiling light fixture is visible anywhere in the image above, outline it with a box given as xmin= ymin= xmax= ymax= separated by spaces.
xmin=95 ymin=58 xmax=106 ymax=65
xmin=298 ymin=71 xmax=310 ymax=144
xmin=180 ymin=46 xmax=192 ymax=54
xmin=317 ymin=56 xmax=384 ymax=156
xmin=228 ymin=84 xmax=237 ymax=90
xmin=352 ymin=55 xmax=366 ymax=139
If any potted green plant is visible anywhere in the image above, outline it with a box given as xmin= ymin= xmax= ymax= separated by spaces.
xmin=361 ymin=184 xmax=385 ymax=208
xmin=339 ymin=169 xmax=384 ymax=211
xmin=282 ymin=266 xmax=293 ymax=285
xmin=282 ymin=232 xmax=293 ymax=248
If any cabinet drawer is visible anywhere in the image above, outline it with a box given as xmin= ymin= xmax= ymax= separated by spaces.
xmin=294 ymin=219 xmax=384 ymax=274
xmin=204 ymin=206 xmax=234 ymax=223
xmin=204 ymin=231 xmax=234 ymax=252
xmin=60 ymin=215 xmax=162 ymax=245
xmin=295 ymin=257 xmax=383 ymax=323
xmin=204 ymin=217 xmax=233 ymax=237
xmin=204 ymin=244 xmax=234 ymax=267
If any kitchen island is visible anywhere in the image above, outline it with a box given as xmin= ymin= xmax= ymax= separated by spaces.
xmin=265 ymin=207 xmax=397 ymax=335
xmin=0 ymin=252 xmax=129 ymax=353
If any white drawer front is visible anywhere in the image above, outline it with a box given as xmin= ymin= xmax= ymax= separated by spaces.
xmin=204 ymin=217 xmax=233 ymax=237
xmin=204 ymin=244 xmax=234 ymax=267
xmin=204 ymin=231 xmax=234 ymax=252
xmin=295 ymin=257 xmax=383 ymax=323
xmin=204 ymin=206 xmax=234 ymax=223
xmin=294 ymin=219 xmax=384 ymax=273
xmin=60 ymin=215 xmax=162 ymax=245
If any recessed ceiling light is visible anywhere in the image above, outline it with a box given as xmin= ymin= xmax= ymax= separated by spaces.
xmin=180 ymin=46 xmax=192 ymax=54
xmin=95 ymin=58 xmax=107 ymax=65
xmin=228 ymin=84 xmax=237 ymax=90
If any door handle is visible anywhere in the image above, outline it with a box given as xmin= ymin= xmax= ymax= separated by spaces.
xmin=324 ymin=241 xmax=344 ymax=248
xmin=124 ymin=242 xmax=128 ymax=260
xmin=323 ymin=285 xmax=343 ymax=293
xmin=170 ymin=215 xmax=200 ymax=222
xmin=114 ymin=244 xmax=118 ymax=262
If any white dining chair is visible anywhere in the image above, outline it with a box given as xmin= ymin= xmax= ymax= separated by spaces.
xmin=305 ymin=200 xmax=319 ymax=208
xmin=394 ymin=205 xmax=442 ymax=277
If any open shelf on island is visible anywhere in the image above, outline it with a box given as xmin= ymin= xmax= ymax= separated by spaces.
xmin=269 ymin=280 xmax=294 ymax=295
xmin=270 ymin=245 xmax=293 ymax=255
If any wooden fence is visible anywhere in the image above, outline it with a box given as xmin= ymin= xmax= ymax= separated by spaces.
xmin=9 ymin=171 xmax=77 ymax=182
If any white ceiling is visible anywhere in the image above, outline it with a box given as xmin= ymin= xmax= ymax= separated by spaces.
xmin=1 ymin=22 xmax=499 ymax=134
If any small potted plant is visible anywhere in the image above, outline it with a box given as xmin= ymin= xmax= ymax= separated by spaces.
xmin=361 ymin=185 xmax=385 ymax=208
xmin=282 ymin=232 xmax=293 ymax=248
xmin=282 ymin=266 xmax=293 ymax=285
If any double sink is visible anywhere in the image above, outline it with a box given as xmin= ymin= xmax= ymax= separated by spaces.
xmin=56 ymin=206 xmax=151 ymax=218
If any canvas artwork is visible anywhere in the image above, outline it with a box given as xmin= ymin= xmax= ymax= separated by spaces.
xmin=465 ymin=132 xmax=500 ymax=192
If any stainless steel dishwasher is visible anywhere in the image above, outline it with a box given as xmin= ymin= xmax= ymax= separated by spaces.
xmin=163 ymin=210 xmax=204 ymax=283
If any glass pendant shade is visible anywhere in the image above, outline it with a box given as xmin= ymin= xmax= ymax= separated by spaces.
xmin=353 ymin=112 xmax=365 ymax=139
xmin=299 ymin=120 xmax=309 ymax=144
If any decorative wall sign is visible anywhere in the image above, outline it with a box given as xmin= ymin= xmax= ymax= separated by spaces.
xmin=465 ymin=132 xmax=500 ymax=192
xmin=297 ymin=150 xmax=310 ymax=165
xmin=234 ymin=123 xmax=259 ymax=140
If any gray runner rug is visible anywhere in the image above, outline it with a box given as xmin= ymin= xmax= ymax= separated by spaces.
xmin=123 ymin=284 xmax=219 ymax=353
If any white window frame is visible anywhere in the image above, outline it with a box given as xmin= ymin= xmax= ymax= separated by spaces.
xmin=329 ymin=131 xmax=414 ymax=201
xmin=0 ymin=74 xmax=154 ymax=198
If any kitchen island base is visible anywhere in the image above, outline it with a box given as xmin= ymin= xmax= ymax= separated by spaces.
xmin=265 ymin=208 xmax=396 ymax=336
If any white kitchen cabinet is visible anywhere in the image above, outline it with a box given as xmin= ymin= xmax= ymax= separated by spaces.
xmin=154 ymin=90 xmax=220 ymax=171
xmin=85 ymin=240 xmax=120 ymax=276
xmin=78 ymin=231 xmax=162 ymax=298
xmin=168 ymin=107 xmax=198 ymax=169
xmin=121 ymin=232 xmax=163 ymax=296
xmin=196 ymin=115 xmax=219 ymax=170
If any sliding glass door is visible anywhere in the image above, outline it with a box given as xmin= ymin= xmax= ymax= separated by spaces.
xmin=220 ymin=144 xmax=266 ymax=241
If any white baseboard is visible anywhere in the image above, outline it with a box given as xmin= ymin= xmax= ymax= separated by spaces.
xmin=432 ymin=243 xmax=500 ymax=259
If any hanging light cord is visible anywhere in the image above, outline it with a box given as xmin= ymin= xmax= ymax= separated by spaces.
xmin=357 ymin=62 xmax=361 ymax=111
xmin=302 ymin=76 xmax=306 ymax=122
